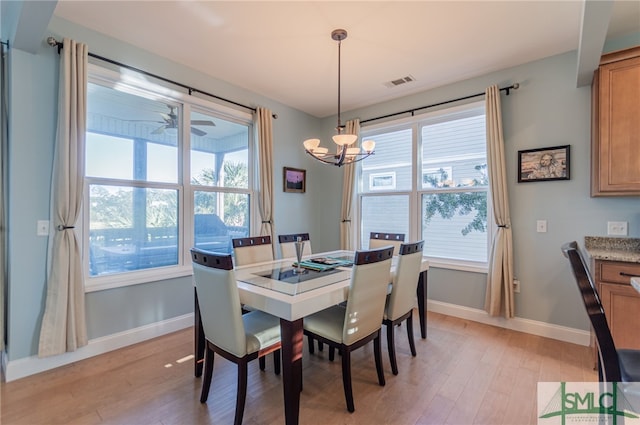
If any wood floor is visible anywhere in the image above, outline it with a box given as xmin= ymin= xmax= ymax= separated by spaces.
xmin=1 ymin=311 xmax=596 ymax=425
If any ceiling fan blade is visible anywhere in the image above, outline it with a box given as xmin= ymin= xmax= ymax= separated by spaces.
xmin=151 ymin=125 xmax=166 ymax=135
xmin=191 ymin=120 xmax=216 ymax=127
xmin=191 ymin=127 xmax=207 ymax=137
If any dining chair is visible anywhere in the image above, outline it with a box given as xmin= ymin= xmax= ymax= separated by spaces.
xmin=369 ymin=232 xmax=405 ymax=256
xmin=232 ymin=236 xmax=274 ymax=266
xmin=561 ymin=241 xmax=640 ymax=382
xmin=303 ymin=246 xmax=394 ymax=413
xmin=383 ymin=240 xmax=424 ymax=375
xmin=278 ymin=233 xmax=313 ymax=259
xmin=190 ymin=248 xmax=282 ymax=425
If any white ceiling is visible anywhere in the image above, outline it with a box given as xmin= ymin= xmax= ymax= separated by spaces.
xmin=53 ymin=1 xmax=640 ymax=118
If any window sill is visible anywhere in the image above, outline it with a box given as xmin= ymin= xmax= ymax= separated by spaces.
xmin=424 ymin=257 xmax=488 ymax=274
xmin=85 ymin=265 xmax=193 ymax=292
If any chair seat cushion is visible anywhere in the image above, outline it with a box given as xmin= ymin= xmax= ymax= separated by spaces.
xmin=618 ymin=349 xmax=640 ymax=382
xmin=303 ymin=305 xmax=346 ymax=344
xmin=243 ymin=311 xmax=281 ymax=354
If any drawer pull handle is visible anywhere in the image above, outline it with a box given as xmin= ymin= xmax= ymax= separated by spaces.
xmin=619 ymin=272 xmax=639 ymax=277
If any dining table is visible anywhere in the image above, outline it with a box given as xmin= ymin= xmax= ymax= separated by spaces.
xmin=192 ymin=249 xmax=429 ymax=425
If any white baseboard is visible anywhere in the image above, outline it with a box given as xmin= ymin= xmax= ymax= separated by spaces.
xmin=427 ymin=300 xmax=591 ymax=346
xmin=3 ymin=303 xmax=590 ymax=382
xmin=4 ymin=313 xmax=193 ymax=382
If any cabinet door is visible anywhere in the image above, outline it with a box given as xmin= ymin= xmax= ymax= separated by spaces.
xmin=600 ymin=282 xmax=640 ymax=350
xmin=593 ymin=51 xmax=640 ymax=195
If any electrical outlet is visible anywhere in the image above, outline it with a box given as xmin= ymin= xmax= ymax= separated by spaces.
xmin=536 ymin=220 xmax=547 ymax=233
xmin=37 ymin=220 xmax=50 ymax=236
xmin=513 ymin=279 xmax=521 ymax=293
xmin=607 ymin=221 xmax=628 ymax=236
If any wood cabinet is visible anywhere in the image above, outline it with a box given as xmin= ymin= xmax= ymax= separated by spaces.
xmin=594 ymin=260 xmax=640 ymax=350
xmin=591 ymin=46 xmax=640 ymax=196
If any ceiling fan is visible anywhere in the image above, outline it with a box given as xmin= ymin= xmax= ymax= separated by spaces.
xmin=150 ymin=106 xmax=216 ymax=137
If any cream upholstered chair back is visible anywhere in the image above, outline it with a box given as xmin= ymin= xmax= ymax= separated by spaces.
xmin=342 ymin=246 xmax=394 ymax=345
xmin=369 ymin=232 xmax=405 ymax=256
xmin=385 ymin=241 xmax=424 ymax=321
xmin=232 ymin=236 xmax=273 ymax=266
xmin=190 ymin=249 xmax=247 ymax=358
xmin=278 ymin=233 xmax=312 ymax=259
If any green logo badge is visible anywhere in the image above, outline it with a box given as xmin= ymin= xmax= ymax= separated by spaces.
xmin=538 ymin=382 xmax=640 ymax=424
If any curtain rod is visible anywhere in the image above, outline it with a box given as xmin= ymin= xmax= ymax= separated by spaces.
xmin=358 ymin=83 xmax=519 ymax=126
xmin=46 ymin=37 xmax=277 ymax=119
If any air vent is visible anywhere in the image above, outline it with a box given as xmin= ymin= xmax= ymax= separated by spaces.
xmin=384 ymin=75 xmax=416 ymax=88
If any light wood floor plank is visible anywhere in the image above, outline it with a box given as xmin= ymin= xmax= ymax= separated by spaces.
xmin=1 ymin=311 xmax=597 ymax=425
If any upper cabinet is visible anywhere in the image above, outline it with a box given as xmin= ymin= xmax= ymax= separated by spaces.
xmin=591 ymin=46 xmax=640 ymax=197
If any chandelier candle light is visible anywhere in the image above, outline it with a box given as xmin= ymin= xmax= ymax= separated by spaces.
xmin=303 ymin=29 xmax=375 ymax=167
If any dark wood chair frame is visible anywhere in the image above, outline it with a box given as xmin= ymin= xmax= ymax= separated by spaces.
xmin=303 ymin=247 xmax=394 ymax=412
xmin=383 ymin=240 xmax=424 ymax=375
xmin=561 ymin=241 xmax=640 ymax=383
xmin=191 ymin=249 xmax=282 ymax=425
xmin=232 ymin=235 xmax=272 ymax=248
xmin=369 ymin=232 xmax=405 ymax=243
xmin=277 ymin=233 xmax=310 ymax=244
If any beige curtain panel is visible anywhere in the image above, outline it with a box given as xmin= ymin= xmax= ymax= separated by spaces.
xmin=484 ymin=85 xmax=515 ymax=318
xmin=39 ymin=38 xmax=89 ymax=357
xmin=340 ymin=119 xmax=360 ymax=250
xmin=256 ymin=107 xmax=275 ymax=255
xmin=0 ymin=42 xmax=7 ymax=352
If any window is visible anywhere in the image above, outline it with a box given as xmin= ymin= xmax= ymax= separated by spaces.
xmin=358 ymin=101 xmax=490 ymax=269
xmin=85 ymin=67 xmax=253 ymax=289
xmin=369 ymin=172 xmax=396 ymax=190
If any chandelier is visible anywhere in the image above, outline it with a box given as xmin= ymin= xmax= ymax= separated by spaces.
xmin=303 ymin=29 xmax=375 ymax=167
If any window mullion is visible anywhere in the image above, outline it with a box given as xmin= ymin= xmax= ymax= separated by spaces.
xmin=359 ymin=101 xmax=488 ymax=268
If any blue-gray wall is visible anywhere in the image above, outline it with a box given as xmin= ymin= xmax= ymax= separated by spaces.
xmin=333 ymin=41 xmax=640 ymax=331
xmin=4 ymin=16 xmax=326 ymax=362
xmin=3 ymin=14 xmax=640 ymax=367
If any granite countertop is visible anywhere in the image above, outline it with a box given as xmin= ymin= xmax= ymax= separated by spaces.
xmin=585 ymin=236 xmax=640 ymax=263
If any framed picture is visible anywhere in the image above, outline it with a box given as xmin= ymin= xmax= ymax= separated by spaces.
xmin=518 ymin=145 xmax=570 ymax=183
xmin=283 ymin=167 xmax=306 ymax=193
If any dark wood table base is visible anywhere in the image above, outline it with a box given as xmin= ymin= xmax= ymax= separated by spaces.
xmin=193 ymin=269 xmax=428 ymax=424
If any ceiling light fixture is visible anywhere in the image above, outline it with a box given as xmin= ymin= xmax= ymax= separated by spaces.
xmin=303 ymin=29 xmax=375 ymax=167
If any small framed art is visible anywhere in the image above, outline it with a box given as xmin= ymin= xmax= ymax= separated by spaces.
xmin=518 ymin=145 xmax=570 ymax=183
xmin=283 ymin=167 xmax=306 ymax=193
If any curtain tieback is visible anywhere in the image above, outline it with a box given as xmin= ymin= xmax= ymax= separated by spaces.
xmin=56 ymin=225 xmax=75 ymax=230
xmin=497 ymin=224 xmax=509 ymax=228
xmin=341 ymin=219 xmax=351 ymax=223
xmin=261 ymin=220 xmax=271 ymax=224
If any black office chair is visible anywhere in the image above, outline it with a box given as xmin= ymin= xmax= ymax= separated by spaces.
xmin=561 ymin=241 xmax=640 ymax=382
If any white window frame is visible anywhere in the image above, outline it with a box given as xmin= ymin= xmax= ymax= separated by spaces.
xmin=84 ymin=65 xmax=255 ymax=292
xmin=357 ymin=101 xmax=491 ymax=273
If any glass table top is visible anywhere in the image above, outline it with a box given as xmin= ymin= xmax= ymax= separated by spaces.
xmin=237 ymin=258 xmax=353 ymax=295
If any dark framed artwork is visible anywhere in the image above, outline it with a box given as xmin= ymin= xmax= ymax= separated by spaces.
xmin=283 ymin=167 xmax=306 ymax=193
xmin=518 ymin=145 xmax=570 ymax=183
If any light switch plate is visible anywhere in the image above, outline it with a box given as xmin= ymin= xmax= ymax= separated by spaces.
xmin=607 ymin=221 xmax=628 ymax=236
xmin=536 ymin=220 xmax=547 ymax=233
xmin=37 ymin=220 xmax=50 ymax=236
